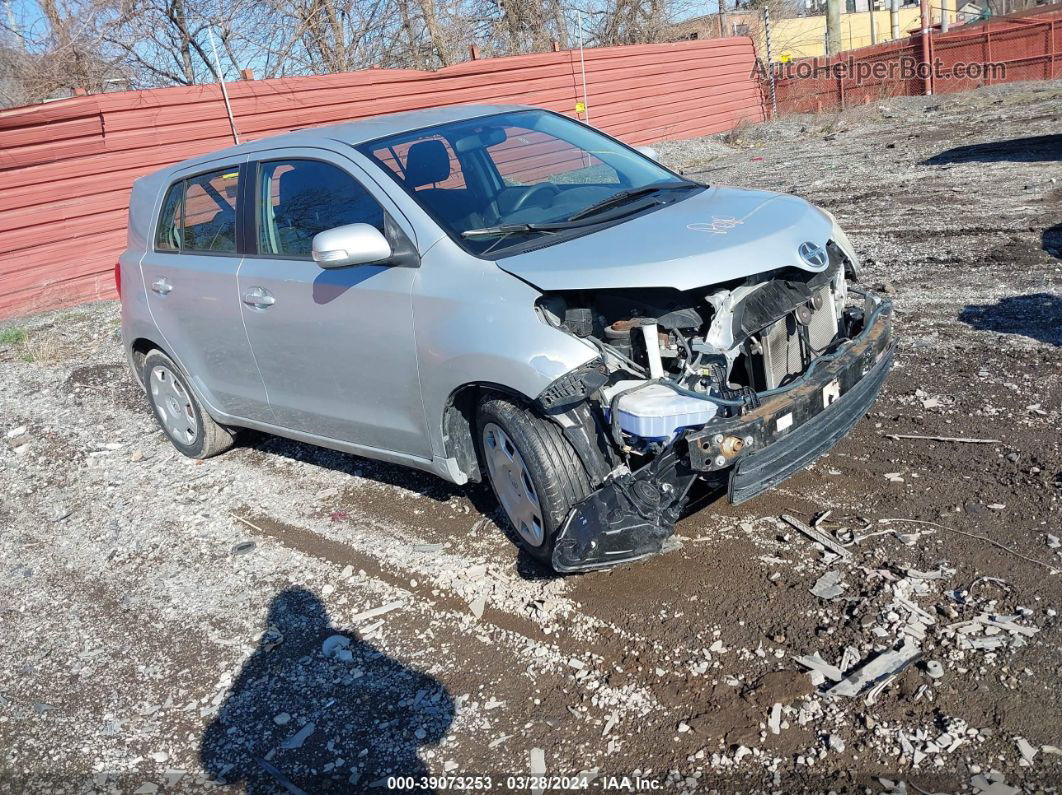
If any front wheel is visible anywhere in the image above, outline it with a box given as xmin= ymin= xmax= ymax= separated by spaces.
xmin=477 ymin=396 xmax=592 ymax=565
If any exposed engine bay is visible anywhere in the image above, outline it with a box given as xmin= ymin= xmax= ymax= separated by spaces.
xmin=533 ymin=243 xmax=894 ymax=572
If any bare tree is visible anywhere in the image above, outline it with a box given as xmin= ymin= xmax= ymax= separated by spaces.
xmin=0 ymin=0 xmax=718 ymax=107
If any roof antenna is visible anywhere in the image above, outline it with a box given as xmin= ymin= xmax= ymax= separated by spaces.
xmin=207 ymin=24 xmax=241 ymax=145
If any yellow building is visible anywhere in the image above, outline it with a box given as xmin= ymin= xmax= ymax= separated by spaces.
xmin=763 ymin=7 xmax=926 ymax=60
xmin=670 ymin=2 xmax=955 ymax=61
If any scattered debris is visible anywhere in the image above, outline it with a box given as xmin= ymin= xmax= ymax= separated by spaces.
xmin=880 ymin=519 xmax=1060 ymax=572
xmin=280 ymin=722 xmax=315 ymax=750
xmin=826 ymin=639 xmax=922 ymax=698
xmin=768 ymin=703 xmax=781 ymax=735
xmin=781 ymin=514 xmax=851 ymax=560
xmin=321 ymin=635 xmax=353 ymax=662
xmin=884 ymin=434 xmax=1002 ymax=444
xmin=1015 ymin=736 xmax=1038 ymax=766
xmin=350 ymin=601 xmax=403 ymax=623
xmin=260 ymin=625 xmax=284 ymax=652
xmin=810 ymin=570 xmax=847 ymax=600
xmin=529 ymin=748 xmax=546 ymax=795
xmin=794 ymin=652 xmax=843 ymax=683
xmin=231 ymin=540 xmax=256 ymax=555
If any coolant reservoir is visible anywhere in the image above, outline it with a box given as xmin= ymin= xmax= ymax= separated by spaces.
xmin=603 ymin=381 xmax=719 ymax=439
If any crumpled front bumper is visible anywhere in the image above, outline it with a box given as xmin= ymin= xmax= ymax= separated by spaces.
xmin=688 ymin=292 xmax=894 ymax=503
xmin=551 ymin=292 xmax=894 ymax=573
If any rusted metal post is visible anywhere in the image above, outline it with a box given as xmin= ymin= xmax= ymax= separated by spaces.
xmin=985 ymin=24 xmax=992 ymax=84
xmin=469 ymin=43 xmax=480 ymax=60
xmin=1052 ymin=19 xmax=1057 ymax=80
xmin=919 ymin=0 xmax=933 ymax=94
xmin=763 ymin=7 xmax=778 ymax=117
xmin=207 ymin=24 xmax=240 ymax=146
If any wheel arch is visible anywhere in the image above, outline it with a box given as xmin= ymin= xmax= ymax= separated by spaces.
xmin=128 ymin=336 xmax=167 ymax=388
xmin=441 ymin=381 xmax=535 ymax=484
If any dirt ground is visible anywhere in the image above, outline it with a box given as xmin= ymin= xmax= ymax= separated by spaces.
xmin=1 ymin=80 xmax=1059 ymax=794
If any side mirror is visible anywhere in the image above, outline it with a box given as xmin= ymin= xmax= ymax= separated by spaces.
xmin=312 ymin=223 xmax=392 ymax=268
xmin=635 ymin=145 xmax=660 ymax=162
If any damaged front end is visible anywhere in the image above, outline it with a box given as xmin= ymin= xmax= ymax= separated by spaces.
xmin=536 ymin=251 xmax=894 ymax=573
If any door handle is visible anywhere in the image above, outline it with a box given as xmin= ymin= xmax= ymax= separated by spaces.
xmin=151 ymin=278 xmax=173 ymax=295
xmin=242 ymin=287 xmax=276 ymax=308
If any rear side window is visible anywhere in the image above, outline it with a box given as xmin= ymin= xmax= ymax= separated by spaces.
xmin=153 ymin=167 xmax=240 ymax=254
xmin=256 ymin=159 xmax=384 ymax=257
xmin=155 ymin=183 xmax=183 ymax=251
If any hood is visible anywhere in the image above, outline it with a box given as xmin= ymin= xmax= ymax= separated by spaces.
xmin=495 ymin=186 xmax=835 ymax=292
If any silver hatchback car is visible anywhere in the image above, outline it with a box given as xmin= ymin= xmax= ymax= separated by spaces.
xmin=119 ymin=104 xmax=892 ymax=572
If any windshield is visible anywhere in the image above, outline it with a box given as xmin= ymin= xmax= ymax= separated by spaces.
xmin=356 ymin=109 xmax=698 ymax=256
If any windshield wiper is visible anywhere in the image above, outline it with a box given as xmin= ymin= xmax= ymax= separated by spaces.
xmin=461 ymin=221 xmax=577 ymax=238
xmin=566 ymin=180 xmax=700 ymax=222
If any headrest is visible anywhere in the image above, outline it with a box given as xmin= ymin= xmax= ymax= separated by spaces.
xmin=404 ymin=140 xmax=451 ymax=188
xmin=278 ymin=166 xmax=317 ymax=205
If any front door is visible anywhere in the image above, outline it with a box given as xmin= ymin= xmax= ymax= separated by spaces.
xmin=237 ymin=150 xmax=430 ymax=458
xmin=140 ymin=159 xmax=270 ymax=420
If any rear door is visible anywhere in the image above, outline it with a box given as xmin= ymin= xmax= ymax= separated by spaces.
xmin=236 ymin=148 xmax=429 ymax=457
xmin=140 ymin=159 xmax=270 ymax=421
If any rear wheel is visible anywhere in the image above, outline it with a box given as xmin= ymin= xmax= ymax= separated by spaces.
xmin=477 ymin=395 xmax=592 ymax=565
xmin=142 ymin=349 xmax=234 ymax=459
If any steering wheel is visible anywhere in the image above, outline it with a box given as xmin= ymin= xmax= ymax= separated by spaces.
xmin=510 ymin=183 xmax=560 ymax=214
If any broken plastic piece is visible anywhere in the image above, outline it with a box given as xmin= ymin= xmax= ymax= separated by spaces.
xmin=826 ymin=638 xmax=922 ymax=698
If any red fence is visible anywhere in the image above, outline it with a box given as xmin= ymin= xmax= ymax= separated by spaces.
xmin=0 ymin=38 xmax=764 ymax=319
xmin=771 ymin=5 xmax=1062 ymax=113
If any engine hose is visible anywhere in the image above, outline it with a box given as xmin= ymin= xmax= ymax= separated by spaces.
xmin=588 ymin=336 xmax=648 ymax=378
xmin=663 ymin=380 xmax=748 ymax=408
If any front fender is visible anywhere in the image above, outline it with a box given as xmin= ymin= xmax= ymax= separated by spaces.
xmin=413 ymin=243 xmax=597 ymax=460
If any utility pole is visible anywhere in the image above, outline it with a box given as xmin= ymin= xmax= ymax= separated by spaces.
xmin=890 ymin=0 xmax=900 ymax=39
xmin=718 ymin=0 xmax=726 ymax=38
xmin=869 ymin=6 xmax=877 ymax=45
xmin=826 ymin=0 xmax=841 ymax=55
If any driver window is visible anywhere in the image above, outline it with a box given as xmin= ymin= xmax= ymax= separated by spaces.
xmin=485 ymin=126 xmax=621 ymax=187
xmin=257 ymin=159 xmax=384 ymax=257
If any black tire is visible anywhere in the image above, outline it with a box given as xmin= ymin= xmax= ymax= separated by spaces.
xmin=142 ymin=349 xmax=234 ymax=459
xmin=477 ymin=395 xmax=592 ymax=565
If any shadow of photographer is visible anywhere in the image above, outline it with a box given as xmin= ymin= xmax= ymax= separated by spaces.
xmin=200 ymin=586 xmax=454 ymax=793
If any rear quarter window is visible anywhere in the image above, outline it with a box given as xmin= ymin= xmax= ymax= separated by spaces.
xmin=153 ymin=167 xmax=240 ymax=254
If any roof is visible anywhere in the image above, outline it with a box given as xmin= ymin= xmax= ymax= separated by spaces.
xmin=153 ymin=103 xmax=534 ymax=177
